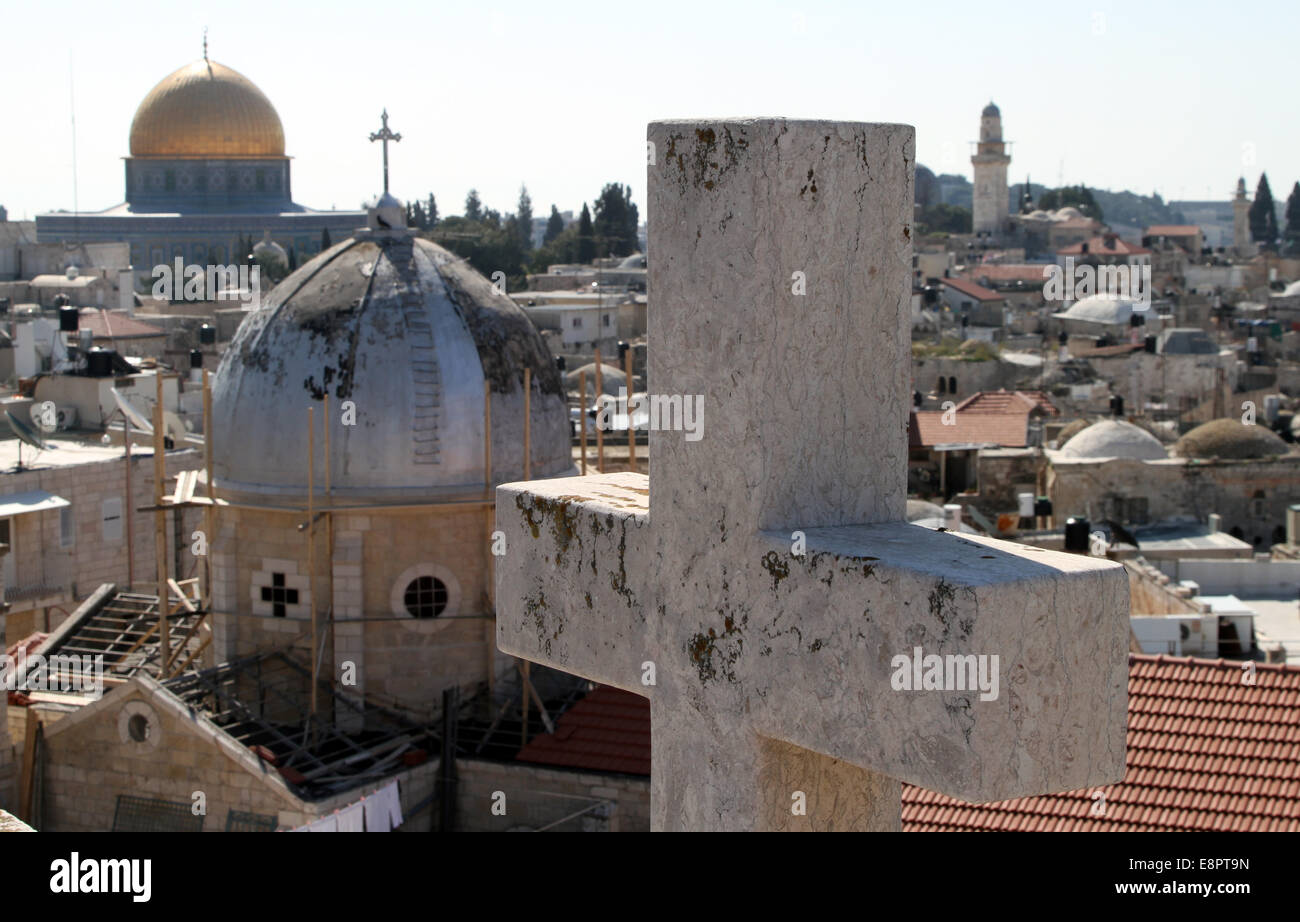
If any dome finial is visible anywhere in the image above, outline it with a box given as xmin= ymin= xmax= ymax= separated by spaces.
xmin=368 ymin=108 xmax=402 ymax=196
xmin=203 ymin=26 xmax=208 ymax=61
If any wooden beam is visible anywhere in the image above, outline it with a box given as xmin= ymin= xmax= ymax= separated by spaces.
xmin=307 ymin=406 xmax=318 ymax=726
xmin=18 ymin=714 xmax=42 ymax=824
xmin=163 ymin=611 xmax=207 ymax=673
xmin=167 ymin=578 xmax=196 ymax=613
xmin=153 ymin=373 xmax=169 ymax=677
xmin=518 ymin=662 xmax=555 ymax=734
xmin=172 ymin=633 xmax=212 ymax=676
xmin=203 ymin=367 xmax=214 ymax=611
xmin=523 ymin=367 xmax=531 ymax=480
xmin=579 ymin=369 xmax=588 ymax=476
xmin=625 ymin=347 xmax=636 ymax=472
xmin=594 ymin=347 xmax=605 ymax=473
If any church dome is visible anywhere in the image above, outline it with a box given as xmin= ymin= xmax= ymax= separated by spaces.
xmin=212 ymin=227 xmax=571 ymax=500
xmin=1058 ymin=420 xmax=1168 ymax=461
xmin=982 ymin=102 xmax=1000 ymax=118
xmin=129 ymin=59 xmax=285 ymax=158
xmin=1171 ymin=419 xmax=1289 ymax=460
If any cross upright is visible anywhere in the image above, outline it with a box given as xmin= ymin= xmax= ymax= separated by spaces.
xmin=368 ymin=108 xmax=401 ymax=195
xmin=496 ymin=119 xmax=1129 ymax=831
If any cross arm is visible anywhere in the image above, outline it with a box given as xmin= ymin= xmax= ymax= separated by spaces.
xmin=743 ymin=523 xmax=1129 ymax=803
xmin=495 ymin=473 xmax=655 ymax=694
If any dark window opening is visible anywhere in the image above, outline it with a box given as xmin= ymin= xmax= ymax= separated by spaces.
xmin=260 ymin=572 xmax=299 ymax=618
xmin=404 ymin=575 xmax=448 ymax=619
xmin=128 ymin=714 xmax=151 ymax=742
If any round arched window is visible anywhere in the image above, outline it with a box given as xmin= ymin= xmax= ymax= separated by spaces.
xmin=403 ymin=576 xmax=448 ymax=619
xmin=128 ymin=713 xmax=152 ymax=742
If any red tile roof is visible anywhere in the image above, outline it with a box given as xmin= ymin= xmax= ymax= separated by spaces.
xmin=941 ymin=277 xmax=1003 ymax=302
xmin=516 ymin=685 xmax=651 ymax=776
xmin=1144 ymin=225 xmax=1202 ymax=237
xmin=76 ymin=309 xmax=166 ymax=340
xmin=911 ymin=391 xmax=1057 ymax=448
xmin=903 ymin=654 xmax=1300 ymax=832
xmin=964 ymin=264 xmax=1053 ymax=285
xmin=1058 ymin=236 xmax=1151 ymax=257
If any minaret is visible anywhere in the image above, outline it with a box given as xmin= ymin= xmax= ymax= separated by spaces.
xmin=971 ymin=102 xmax=1011 ymax=236
xmin=1233 ymin=177 xmax=1255 ymax=258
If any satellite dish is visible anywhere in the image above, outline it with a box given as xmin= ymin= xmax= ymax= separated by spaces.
xmin=6 ymin=409 xmax=49 ymax=452
xmin=111 ymin=387 xmax=153 ymax=434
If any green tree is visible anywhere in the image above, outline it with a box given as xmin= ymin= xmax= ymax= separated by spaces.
xmin=593 ymin=183 xmax=639 ymax=257
xmin=424 ymin=216 xmax=528 ymax=291
xmin=1251 ymin=174 xmax=1279 ymax=249
xmin=464 ymin=188 xmax=483 ymax=221
xmin=427 ymin=193 xmax=438 ymax=227
xmin=544 ymin=205 xmax=565 ymax=245
xmin=1037 ymin=185 xmax=1103 ymax=223
xmin=577 ymin=203 xmax=596 ymax=263
xmin=1284 ymin=182 xmax=1300 ymax=254
xmin=530 ymin=224 xmax=580 ymax=272
xmin=916 ymin=203 xmax=971 ymax=235
xmin=516 ymin=184 xmax=534 ymax=251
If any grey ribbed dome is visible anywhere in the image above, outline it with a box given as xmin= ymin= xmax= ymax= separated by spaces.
xmin=212 ymin=230 xmax=570 ymax=499
xmin=982 ymin=102 xmax=1000 ymax=118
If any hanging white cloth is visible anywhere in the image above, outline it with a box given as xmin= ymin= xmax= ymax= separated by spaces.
xmin=337 ymin=802 xmax=365 ymax=833
xmin=306 ymin=815 xmax=338 ymax=833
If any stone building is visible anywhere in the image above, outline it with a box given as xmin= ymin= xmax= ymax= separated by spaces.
xmin=207 ymin=198 xmax=573 ymax=718
xmin=970 ymin=102 xmax=1011 ymax=237
xmin=1048 ymin=418 xmax=1300 ymax=547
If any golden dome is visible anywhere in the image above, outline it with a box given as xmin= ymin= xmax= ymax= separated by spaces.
xmin=129 ymin=59 xmax=285 ymax=159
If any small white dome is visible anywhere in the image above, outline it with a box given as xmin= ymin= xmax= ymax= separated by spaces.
xmin=1053 ymin=207 xmax=1084 ymax=221
xmin=1058 ymin=420 xmax=1168 ymax=461
xmin=1061 ymin=293 xmax=1137 ymax=326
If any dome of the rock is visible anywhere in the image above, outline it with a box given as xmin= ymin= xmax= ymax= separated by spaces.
xmin=129 ymin=58 xmax=285 ymax=158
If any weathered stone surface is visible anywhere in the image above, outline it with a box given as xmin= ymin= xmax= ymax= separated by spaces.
xmin=496 ymin=119 xmax=1129 ymax=831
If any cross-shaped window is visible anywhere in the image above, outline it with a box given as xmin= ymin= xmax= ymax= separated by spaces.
xmin=260 ymin=573 xmax=299 ymax=618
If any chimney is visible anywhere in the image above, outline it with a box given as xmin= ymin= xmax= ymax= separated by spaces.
xmin=1287 ymin=505 xmax=1300 ymax=545
xmin=1207 ymin=513 xmax=1222 ymax=534
xmin=944 ymin=504 xmax=963 ymax=531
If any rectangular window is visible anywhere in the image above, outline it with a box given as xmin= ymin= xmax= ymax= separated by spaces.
xmin=60 ymin=505 xmax=75 ymax=549
xmin=603 ymin=314 xmax=611 ymax=327
xmin=102 ymin=497 xmax=123 ymax=542
xmin=571 ymin=317 xmax=582 ymax=328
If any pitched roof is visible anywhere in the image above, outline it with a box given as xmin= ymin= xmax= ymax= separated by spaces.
xmin=76 ymin=309 xmax=165 ymax=339
xmin=515 ymin=685 xmax=651 ymax=776
xmin=1058 ymin=236 xmax=1151 ymax=257
xmin=964 ymin=264 xmax=1053 ymax=285
xmin=911 ymin=391 xmax=1057 ymax=449
xmin=941 ymin=277 xmax=1003 ymax=302
xmin=902 ymin=654 xmax=1300 ymax=832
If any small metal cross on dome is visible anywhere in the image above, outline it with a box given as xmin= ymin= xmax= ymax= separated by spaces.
xmin=369 ymin=109 xmax=402 ymax=195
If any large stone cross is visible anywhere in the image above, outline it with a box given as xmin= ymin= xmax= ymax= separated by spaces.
xmin=496 ymin=119 xmax=1129 ymax=831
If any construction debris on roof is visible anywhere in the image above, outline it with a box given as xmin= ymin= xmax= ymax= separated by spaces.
xmin=903 ymin=654 xmax=1300 ymax=831
xmin=21 ymin=582 xmax=210 ymax=697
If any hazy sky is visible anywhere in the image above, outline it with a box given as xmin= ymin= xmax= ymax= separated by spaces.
xmin=3 ymin=0 xmax=1296 ymax=223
